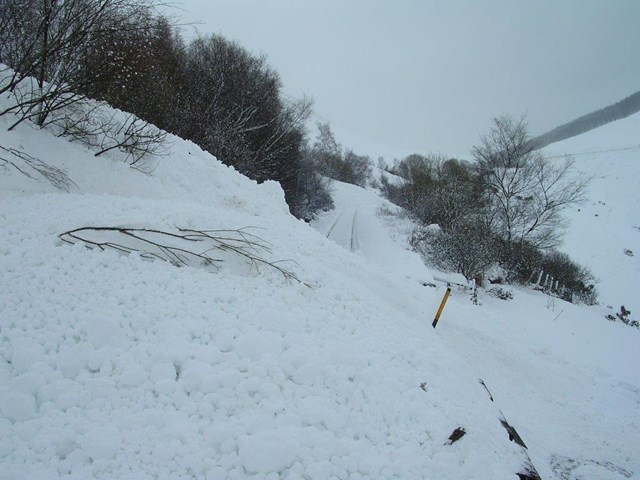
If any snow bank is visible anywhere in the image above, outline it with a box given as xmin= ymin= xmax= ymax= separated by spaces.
xmin=0 ymin=92 xmax=527 ymax=478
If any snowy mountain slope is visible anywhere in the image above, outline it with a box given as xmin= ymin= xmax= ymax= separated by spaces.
xmin=542 ymin=112 xmax=640 ymax=314
xmin=312 ymin=181 xmax=639 ymax=480
xmin=0 ymin=102 xmax=536 ymax=477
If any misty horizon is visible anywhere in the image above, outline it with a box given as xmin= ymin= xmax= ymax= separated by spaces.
xmin=177 ymin=0 xmax=640 ymax=160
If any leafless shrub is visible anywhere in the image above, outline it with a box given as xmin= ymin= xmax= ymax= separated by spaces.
xmin=487 ymin=286 xmax=514 ymax=300
xmin=412 ymin=216 xmax=497 ymax=283
xmin=94 ymin=114 xmax=167 ymax=170
xmin=53 ymin=101 xmax=167 ymax=172
xmin=54 ymin=101 xmax=104 ymax=142
xmin=0 ymin=0 xmax=161 ymax=128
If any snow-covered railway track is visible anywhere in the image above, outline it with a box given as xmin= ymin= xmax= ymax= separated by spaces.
xmin=350 ymin=209 xmax=359 ymax=252
xmin=325 ymin=207 xmax=360 ymax=252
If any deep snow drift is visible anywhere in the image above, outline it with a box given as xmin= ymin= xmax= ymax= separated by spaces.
xmin=0 ymin=97 xmax=533 ymax=479
xmin=1 ymin=86 xmax=638 ymax=480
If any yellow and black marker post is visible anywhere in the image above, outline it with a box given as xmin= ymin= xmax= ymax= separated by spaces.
xmin=432 ymin=286 xmax=452 ymax=329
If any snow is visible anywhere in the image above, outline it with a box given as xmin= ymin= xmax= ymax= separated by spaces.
xmin=237 ymin=429 xmax=298 ymax=474
xmin=312 ymin=181 xmax=434 ymax=289
xmin=1 ymin=76 xmax=639 ymax=479
xmin=0 ymin=89 xmax=527 ymax=479
xmin=311 ymin=173 xmax=639 ymax=478
xmin=543 ymin=113 xmax=640 ymax=314
xmin=1 ymin=391 xmax=37 ymax=423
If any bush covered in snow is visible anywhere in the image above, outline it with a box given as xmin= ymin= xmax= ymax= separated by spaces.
xmin=538 ymin=250 xmax=598 ymax=305
xmin=382 ymin=116 xmax=594 ymax=304
xmin=411 ymin=217 xmax=496 ymax=284
xmin=606 ymin=306 xmax=639 ymax=328
xmin=487 ymin=286 xmax=514 ymax=301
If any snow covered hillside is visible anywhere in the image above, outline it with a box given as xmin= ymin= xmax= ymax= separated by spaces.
xmin=312 ymin=176 xmax=639 ymax=480
xmin=543 ymin=112 xmax=640 ymax=314
xmin=0 ymin=99 xmax=542 ymax=478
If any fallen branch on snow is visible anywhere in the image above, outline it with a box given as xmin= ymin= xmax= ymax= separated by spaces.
xmin=0 ymin=145 xmax=76 ymax=191
xmin=58 ymin=226 xmax=308 ymax=285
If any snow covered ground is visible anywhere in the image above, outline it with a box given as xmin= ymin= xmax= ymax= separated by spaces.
xmin=543 ymin=113 xmax=640 ymax=314
xmin=311 ymin=112 xmax=640 ymax=480
xmin=312 ymin=182 xmax=433 ymax=289
xmin=1 ymin=96 xmax=535 ymax=478
xmin=1 ymin=85 xmax=638 ymax=480
xmin=312 ymin=177 xmax=639 ymax=480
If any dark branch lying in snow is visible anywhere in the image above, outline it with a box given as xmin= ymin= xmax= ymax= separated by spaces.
xmin=0 ymin=144 xmax=76 ymax=191
xmin=58 ymin=226 xmax=309 ymax=285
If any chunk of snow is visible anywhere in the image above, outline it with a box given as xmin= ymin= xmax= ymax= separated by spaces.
xmin=238 ymin=429 xmax=298 ymax=474
xmin=86 ymin=317 xmax=127 ymax=349
xmin=81 ymin=426 xmax=122 ymax=460
xmin=0 ymin=391 xmax=37 ymax=422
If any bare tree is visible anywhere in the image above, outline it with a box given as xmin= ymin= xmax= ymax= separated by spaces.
xmin=250 ymin=94 xmax=313 ymax=183
xmin=343 ymin=150 xmax=372 ymax=187
xmin=473 ymin=115 xmax=589 ymax=250
xmin=0 ymin=0 xmax=158 ymax=129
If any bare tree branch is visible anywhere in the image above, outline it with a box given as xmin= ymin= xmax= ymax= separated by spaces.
xmin=58 ymin=226 xmax=310 ymax=285
xmin=0 ymin=144 xmax=76 ymax=191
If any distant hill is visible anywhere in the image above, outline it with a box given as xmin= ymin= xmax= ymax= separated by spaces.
xmin=542 ymin=110 xmax=640 ymax=315
xmin=533 ymin=90 xmax=640 ymax=148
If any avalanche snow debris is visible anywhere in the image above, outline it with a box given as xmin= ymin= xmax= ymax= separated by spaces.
xmin=1 ymin=76 xmax=638 ymax=480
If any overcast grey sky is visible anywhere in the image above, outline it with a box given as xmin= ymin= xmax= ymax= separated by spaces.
xmin=177 ymin=0 xmax=640 ymax=160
